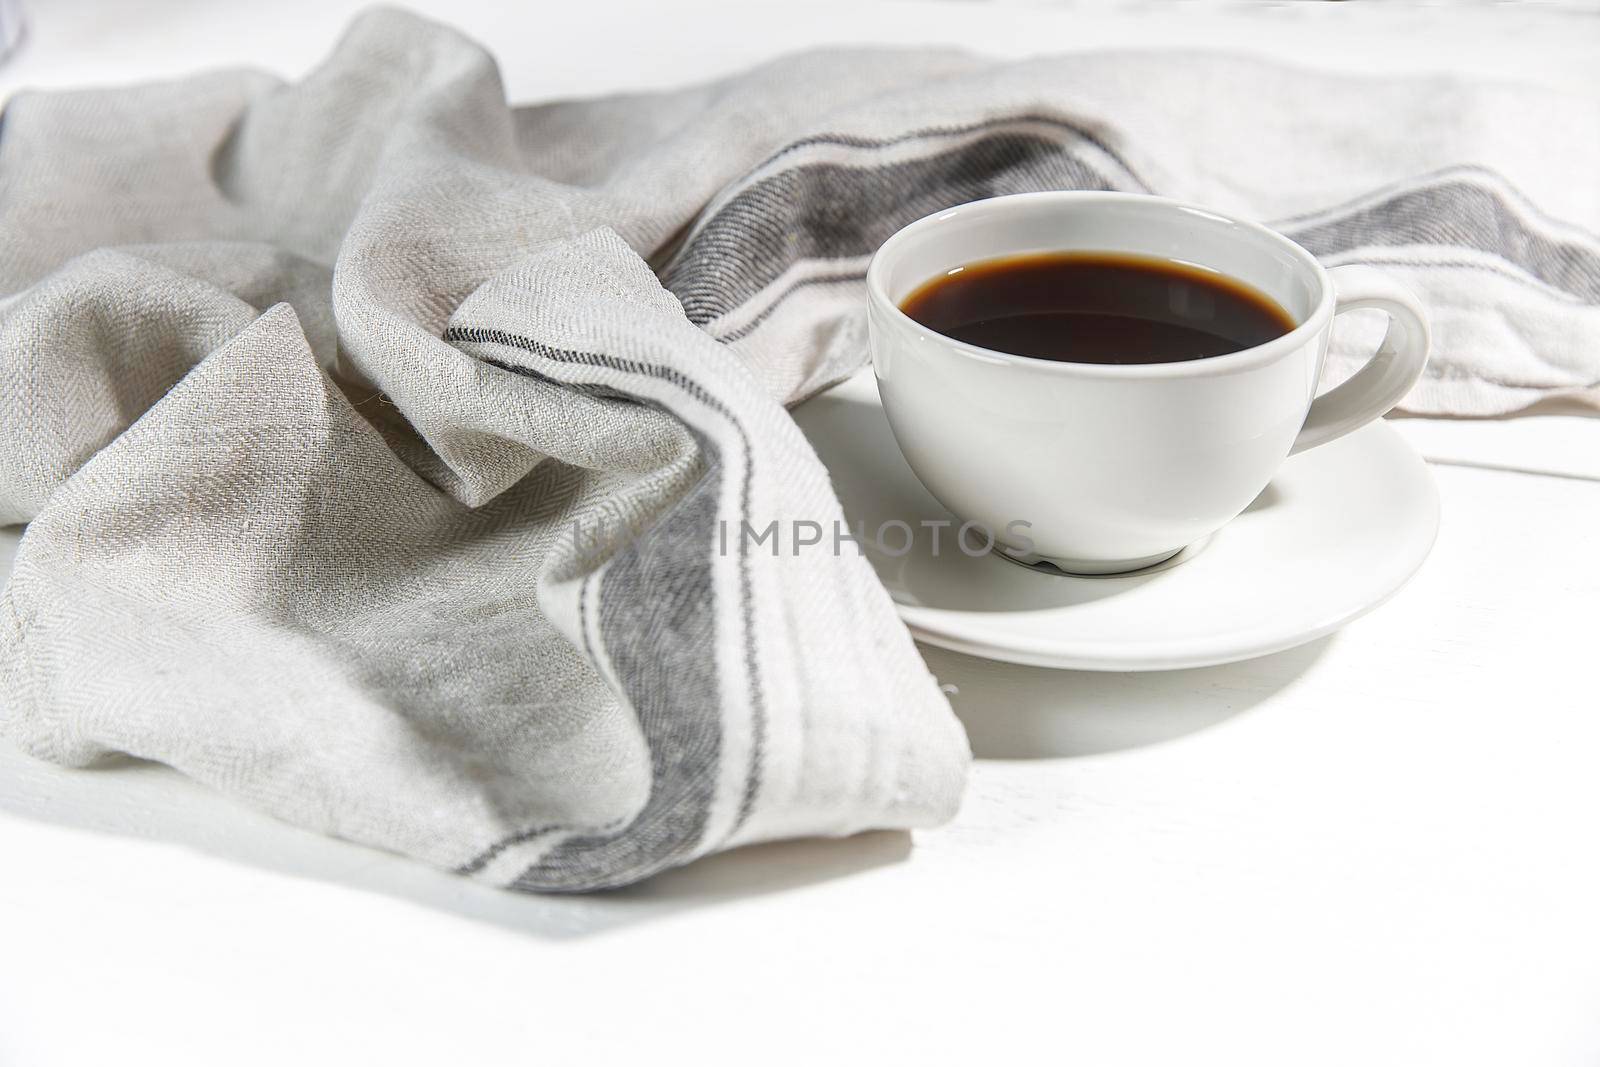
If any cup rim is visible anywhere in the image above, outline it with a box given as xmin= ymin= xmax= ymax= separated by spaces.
xmin=865 ymin=190 xmax=1335 ymax=380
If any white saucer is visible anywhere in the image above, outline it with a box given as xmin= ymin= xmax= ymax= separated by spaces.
xmin=793 ymin=371 xmax=1439 ymax=671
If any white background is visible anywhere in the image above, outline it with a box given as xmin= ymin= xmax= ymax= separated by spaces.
xmin=2 ymin=2 xmax=1598 ymax=1064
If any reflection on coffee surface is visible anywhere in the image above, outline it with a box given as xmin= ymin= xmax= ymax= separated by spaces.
xmin=899 ymin=252 xmax=1295 ymax=365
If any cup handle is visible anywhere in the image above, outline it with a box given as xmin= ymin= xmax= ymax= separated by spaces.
xmin=1290 ymin=264 xmax=1431 ymax=455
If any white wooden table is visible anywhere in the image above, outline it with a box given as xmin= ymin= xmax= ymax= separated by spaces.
xmin=3 ymin=3 xmax=1597 ymax=1063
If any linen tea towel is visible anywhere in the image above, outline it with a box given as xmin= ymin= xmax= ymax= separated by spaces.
xmin=2 ymin=8 xmax=1596 ymax=890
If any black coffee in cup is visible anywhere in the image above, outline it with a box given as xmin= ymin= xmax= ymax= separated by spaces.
xmin=898 ymin=252 xmax=1295 ymax=365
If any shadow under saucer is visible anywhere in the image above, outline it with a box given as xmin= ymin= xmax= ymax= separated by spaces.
xmin=923 ymin=634 xmax=1333 ymax=760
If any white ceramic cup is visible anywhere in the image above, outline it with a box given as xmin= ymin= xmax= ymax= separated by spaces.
xmin=866 ymin=191 xmax=1431 ymax=575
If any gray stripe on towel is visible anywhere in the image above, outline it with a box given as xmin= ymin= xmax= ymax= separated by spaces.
xmin=444 ymin=327 xmax=763 ymax=891
xmin=661 ymin=128 xmax=1128 ymax=326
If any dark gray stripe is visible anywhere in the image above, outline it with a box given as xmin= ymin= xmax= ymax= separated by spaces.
xmin=443 ymin=329 xmax=768 ymax=889
xmin=519 ymin=461 xmax=725 ymax=890
xmin=743 ymin=112 xmax=1150 ymax=192
xmin=1283 ymin=178 xmax=1600 ymax=304
xmin=661 ymin=129 xmax=1128 ymax=326
xmin=677 ymin=131 xmax=1598 ymax=351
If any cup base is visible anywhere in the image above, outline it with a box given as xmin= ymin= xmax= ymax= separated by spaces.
xmin=994 ymin=540 xmax=1207 ymax=578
